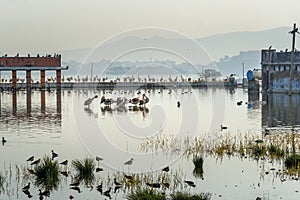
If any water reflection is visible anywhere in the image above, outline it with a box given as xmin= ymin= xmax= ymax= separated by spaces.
xmin=41 ymin=90 xmax=45 ymax=113
xmin=84 ymin=107 xmax=98 ymax=118
xmin=99 ymin=105 xmax=149 ymax=116
xmin=262 ymin=93 xmax=300 ymax=128
xmin=0 ymin=90 xmax=62 ymax=138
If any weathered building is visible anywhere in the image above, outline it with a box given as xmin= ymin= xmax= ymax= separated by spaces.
xmin=261 ymin=49 xmax=300 ymax=93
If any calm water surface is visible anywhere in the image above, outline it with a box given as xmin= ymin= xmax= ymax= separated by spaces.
xmin=0 ymin=88 xmax=300 ymax=200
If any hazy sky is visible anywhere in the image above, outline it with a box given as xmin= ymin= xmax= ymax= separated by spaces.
xmin=1 ymin=0 xmax=300 ymax=54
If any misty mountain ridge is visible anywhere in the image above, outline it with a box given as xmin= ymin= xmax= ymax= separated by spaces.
xmin=59 ymin=26 xmax=295 ymax=76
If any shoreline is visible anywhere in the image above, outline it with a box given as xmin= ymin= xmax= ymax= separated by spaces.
xmin=0 ymin=81 xmax=238 ymax=90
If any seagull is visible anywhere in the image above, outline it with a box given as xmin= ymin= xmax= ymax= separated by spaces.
xmin=26 ymin=156 xmax=34 ymax=162
xmin=114 ymin=185 xmax=122 ymax=193
xmin=146 ymin=182 xmax=161 ymax=188
xmin=22 ymin=183 xmax=30 ymax=191
xmin=39 ymin=189 xmax=50 ymax=197
xmin=60 ymin=171 xmax=68 ymax=177
xmin=84 ymin=95 xmax=98 ymax=108
xmin=162 ymin=181 xmax=170 ymax=188
xmin=70 ymin=186 xmax=81 ymax=193
xmin=60 ymin=160 xmax=69 ymax=171
xmin=60 ymin=160 xmax=68 ymax=166
xmin=70 ymin=181 xmax=80 ymax=187
xmin=22 ymin=189 xmax=32 ymax=197
xmin=114 ymin=178 xmax=122 ymax=186
xmin=162 ymin=166 xmax=170 ymax=172
xmin=51 ymin=150 xmax=58 ymax=160
xmin=96 ymin=156 xmax=103 ymax=162
xmin=96 ymin=183 xmax=103 ymax=194
xmin=184 ymin=180 xmax=196 ymax=187
xmin=31 ymin=159 xmax=40 ymax=165
xmin=2 ymin=137 xmax=7 ymax=145
xmin=103 ymin=187 xmax=112 ymax=199
xmin=221 ymin=125 xmax=228 ymax=131
xmin=124 ymin=174 xmax=134 ymax=181
xmin=124 ymin=158 xmax=133 ymax=165
xmin=96 ymin=167 xmax=103 ymax=172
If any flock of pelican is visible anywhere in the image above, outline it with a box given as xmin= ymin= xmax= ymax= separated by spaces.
xmin=84 ymin=94 xmax=149 ymax=108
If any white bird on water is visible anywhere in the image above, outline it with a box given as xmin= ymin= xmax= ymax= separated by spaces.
xmin=84 ymin=95 xmax=98 ymax=108
xmin=124 ymin=158 xmax=133 ymax=165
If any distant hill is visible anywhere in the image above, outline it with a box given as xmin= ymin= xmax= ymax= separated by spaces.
xmin=59 ymin=26 xmax=295 ymax=76
xmin=211 ymin=50 xmax=260 ymax=77
xmin=59 ymin=26 xmax=292 ymax=63
xmin=197 ymin=26 xmax=291 ymax=61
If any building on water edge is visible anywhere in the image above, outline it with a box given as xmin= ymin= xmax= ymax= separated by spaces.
xmin=261 ymin=49 xmax=300 ymax=93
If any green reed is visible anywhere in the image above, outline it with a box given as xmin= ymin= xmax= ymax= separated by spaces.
xmin=171 ymin=192 xmax=211 ymax=200
xmin=0 ymin=172 xmax=6 ymax=194
xmin=34 ymin=156 xmax=60 ymax=191
xmin=72 ymin=158 xmax=95 ymax=186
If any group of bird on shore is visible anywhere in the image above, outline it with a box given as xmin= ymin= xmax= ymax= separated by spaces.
xmin=84 ymin=93 xmax=149 ymax=109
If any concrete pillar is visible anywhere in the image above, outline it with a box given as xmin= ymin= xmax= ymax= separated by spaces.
xmin=26 ymin=91 xmax=31 ymax=114
xmin=41 ymin=70 xmax=45 ymax=90
xmin=56 ymin=69 xmax=62 ymax=114
xmin=12 ymin=92 xmax=17 ymax=115
xmin=41 ymin=90 xmax=45 ymax=113
xmin=12 ymin=70 xmax=17 ymax=89
xmin=56 ymin=89 xmax=61 ymax=114
xmin=26 ymin=70 xmax=31 ymax=88
xmin=56 ymin=70 xmax=61 ymax=90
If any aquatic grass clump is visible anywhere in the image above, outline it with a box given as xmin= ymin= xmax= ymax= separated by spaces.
xmin=72 ymin=158 xmax=95 ymax=186
xmin=267 ymin=143 xmax=285 ymax=159
xmin=34 ymin=156 xmax=60 ymax=190
xmin=127 ymin=188 xmax=166 ymax=200
xmin=192 ymin=156 xmax=204 ymax=178
xmin=285 ymin=154 xmax=300 ymax=169
xmin=192 ymin=156 xmax=204 ymax=168
xmin=252 ymin=144 xmax=266 ymax=157
xmin=171 ymin=192 xmax=211 ymax=200
xmin=0 ymin=172 xmax=6 ymax=194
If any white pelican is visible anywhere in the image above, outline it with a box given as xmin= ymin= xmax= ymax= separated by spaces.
xmin=139 ymin=94 xmax=149 ymax=106
xmin=129 ymin=97 xmax=139 ymax=105
xmin=100 ymin=96 xmax=113 ymax=106
xmin=84 ymin=95 xmax=98 ymax=108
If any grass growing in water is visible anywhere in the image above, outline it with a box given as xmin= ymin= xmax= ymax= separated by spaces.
xmin=72 ymin=158 xmax=95 ymax=186
xmin=34 ymin=156 xmax=60 ymax=191
xmin=127 ymin=189 xmax=166 ymax=200
xmin=192 ymin=156 xmax=204 ymax=168
xmin=192 ymin=156 xmax=204 ymax=178
xmin=171 ymin=192 xmax=211 ymax=200
xmin=0 ymin=172 xmax=6 ymax=194
xmin=285 ymin=154 xmax=300 ymax=169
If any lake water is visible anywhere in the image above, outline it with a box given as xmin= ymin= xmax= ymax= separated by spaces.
xmin=1 ymin=87 xmax=300 ymax=200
